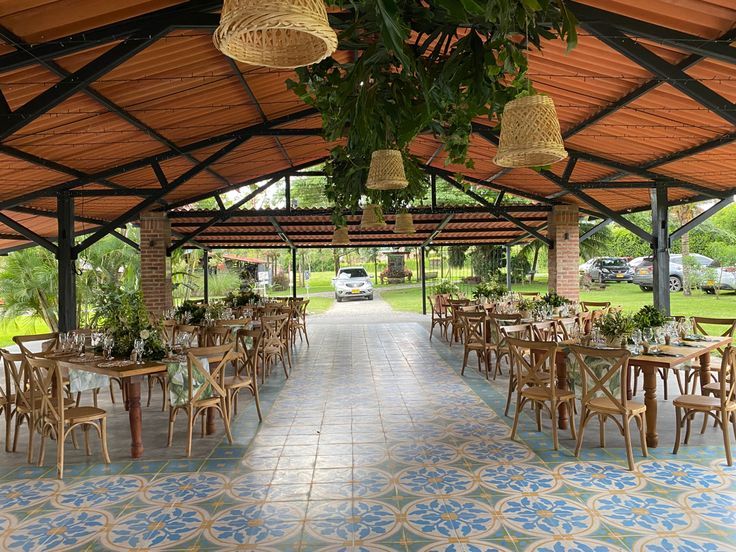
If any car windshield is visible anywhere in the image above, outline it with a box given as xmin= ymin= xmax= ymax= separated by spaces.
xmin=340 ymin=268 xmax=368 ymax=278
xmin=600 ymin=259 xmax=627 ymax=268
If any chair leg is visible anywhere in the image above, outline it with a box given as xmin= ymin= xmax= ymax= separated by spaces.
xmin=622 ymin=416 xmax=635 ymax=471
xmin=504 ymin=374 xmax=515 ymax=418
xmin=599 ymin=415 xmax=606 ymax=448
xmin=84 ymin=426 xmax=91 ymax=456
xmin=160 ymin=379 xmax=168 ymax=412
xmin=56 ymin=425 xmax=65 ymax=480
xmin=253 ymin=385 xmax=263 ymax=422
xmin=535 ymin=404 xmax=542 ymax=432
xmin=222 ymin=401 xmax=234 ymax=444
xmin=100 ymin=418 xmax=111 ymax=464
xmin=4 ymin=407 xmax=11 ymax=453
xmin=684 ymin=411 xmax=693 ymax=444
xmin=674 ymin=370 xmax=685 ymax=395
xmin=26 ymin=412 xmax=34 ymax=464
xmin=550 ymin=402 xmax=559 ymax=451
xmin=636 ymin=414 xmax=648 ymax=458
xmin=37 ymin=428 xmax=47 ymax=467
xmin=109 ymin=380 xmax=116 ymax=404
xmin=673 ymin=407 xmax=683 ymax=455
xmin=186 ymin=408 xmax=194 ymax=458
xmin=662 ymin=369 xmax=668 ymax=401
xmin=461 ymin=348 xmax=469 ymax=375
xmin=574 ymin=408 xmax=592 ymax=458
xmin=722 ymin=410 xmax=733 ymax=467
xmin=146 ymin=376 xmax=154 ymax=408
xmin=510 ymin=396 xmax=524 ymax=441
xmin=567 ymin=399 xmax=577 ymax=441
xmin=167 ymin=407 xmax=177 ymax=447
xmin=11 ymin=414 xmax=20 ymax=453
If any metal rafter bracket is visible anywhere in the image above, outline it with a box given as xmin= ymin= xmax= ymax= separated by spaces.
xmin=270 ymin=217 xmax=295 ymax=248
xmin=670 ymin=196 xmax=735 ymax=242
xmin=110 ymin=230 xmax=139 ymax=250
xmin=580 ymin=219 xmax=613 ymax=242
xmin=0 ymin=213 xmax=57 ymax=254
xmin=167 ymin=177 xmax=280 ymax=253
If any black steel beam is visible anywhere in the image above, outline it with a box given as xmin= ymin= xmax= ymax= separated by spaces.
xmin=422 ymin=214 xmax=454 ymax=246
xmin=57 ymin=193 xmax=76 ymax=332
xmin=444 ymin=176 xmax=552 ymax=246
xmin=0 ymin=1 xmax=221 ymax=73
xmin=572 ymin=2 xmax=736 ymax=66
xmin=421 ymin=246 xmax=427 ymax=315
xmin=651 ymin=183 xmax=670 ymax=315
xmin=74 ymin=136 xmax=249 ymax=255
xmin=203 ymin=250 xmax=209 ymax=304
xmin=587 ymin=22 xmax=736 ymax=128
xmin=110 ymin=230 xmax=139 ymax=251
xmin=167 ymin=178 xmax=280 ymax=252
xmin=9 ymin=205 xmax=105 ymax=226
xmin=505 ymin=244 xmax=512 ymax=290
xmin=580 ymin=218 xmax=613 ymax=242
xmin=270 ymin=216 xmax=295 ymax=248
xmin=0 ymin=213 xmax=57 ymax=253
xmin=0 ymin=26 xmax=168 ymax=141
xmin=670 ymin=196 xmax=735 ymax=243
xmin=291 ymin=247 xmax=297 ymax=299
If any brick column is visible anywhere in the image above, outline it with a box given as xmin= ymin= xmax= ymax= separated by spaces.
xmin=140 ymin=211 xmax=172 ymax=318
xmin=547 ymin=204 xmax=580 ymax=301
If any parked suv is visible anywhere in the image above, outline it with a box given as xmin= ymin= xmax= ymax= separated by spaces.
xmin=332 ymin=267 xmax=374 ymax=302
xmin=632 ymin=254 xmax=716 ymax=292
xmin=581 ymin=257 xmax=634 ymax=283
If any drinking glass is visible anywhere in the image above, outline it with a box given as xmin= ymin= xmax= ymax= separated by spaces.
xmin=103 ymin=335 xmax=114 ymax=360
xmin=75 ymin=332 xmax=86 ymax=357
xmin=58 ymin=333 xmax=68 ymax=352
xmin=631 ymin=329 xmax=642 ymax=355
xmin=134 ymin=338 xmax=145 ymax=365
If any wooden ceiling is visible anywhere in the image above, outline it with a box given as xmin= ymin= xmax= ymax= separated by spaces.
xmin=0 ymin=0 xmax=734 ymax=252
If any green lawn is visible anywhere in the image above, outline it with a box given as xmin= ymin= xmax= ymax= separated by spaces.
xmin=382 ymin=279 xmax=736 ymax=318
xmin=0 ymin=316 xmax=50 ymax=347
xmin=305 ymin=296 xmax=333 ymax=314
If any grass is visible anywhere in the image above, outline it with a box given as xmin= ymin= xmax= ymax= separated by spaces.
xmin=0 ymin=316 xmax=50 ymax=347
xmin=381 ymin=278 xmax=736 ymax=318
xmin=305 ymin=296 xmax=333 ymax=314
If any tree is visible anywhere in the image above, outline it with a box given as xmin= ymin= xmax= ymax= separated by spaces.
xmin=0 ymin=247 xmax=58 ymax=331
xmin=672 ymin=204 xmax=697 ymax=296
xmin=579 ymin=221 xmax=614 ymax=260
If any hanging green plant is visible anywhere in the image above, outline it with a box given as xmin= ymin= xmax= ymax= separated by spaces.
xmin=287 ymin=0 xmax=577 ymax=220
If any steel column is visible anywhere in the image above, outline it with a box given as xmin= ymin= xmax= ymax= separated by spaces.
xmin=421 ymin=246 xmax=427 ymax=315
xmin=651 ymin=183 xmax=670 ymax=315
xmin=505 ymin=245 xmax=512 ymax=291
xmin=203 ymin=250 xmax=209 ymax=304
xmin=57 ymin=193 xmax=77 ymax=332
xmin=285 ymin=175 xmax=292 ymax=211
xmin=291 ymin=248 xmax=298 ymax=299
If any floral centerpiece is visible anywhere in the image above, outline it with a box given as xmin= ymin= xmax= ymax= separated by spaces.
xmin=595 ymin=311 xmax=636 ymax=348
xmin=91 ymin=287 xmax=166 ymax=361
xmin=473 ymin=280 xmax=506 ymax=302
xmin=432 ymin=280 xmax=459 ymax=296
xmin=632 ymin=305 xmax=668 ymax=331
xmin=541 ymin=292 xmax=572 ymax=315
xmin=174 ymin=300 xmax=207 ymax=325
xmin=224 ymin=287 xmax=261 ymax=308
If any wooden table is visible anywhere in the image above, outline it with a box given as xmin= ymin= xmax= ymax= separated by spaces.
xmin=556 ymin=336 xmax=731 ymax=448
xmin=56 ymin=356 xmax=167 ymax=459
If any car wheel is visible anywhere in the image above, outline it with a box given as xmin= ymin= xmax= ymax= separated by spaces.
xmin=336 ymin=294 xmax=342 ymax=302
xmin=669 ymin=276 xmax=683 ymax=292
xmin=705 ymin=288 xmax=715 ymax=295
xmin=367 ymin=294 xmax=373 ymax=301
xmin=639 ymin=285 xmax=652 ymax=292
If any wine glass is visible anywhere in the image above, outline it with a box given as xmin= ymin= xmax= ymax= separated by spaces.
xmin=103 ymin=335 xmax=114 ymax=360
xmin=74 ymin=332 xmax=86 ymax=357
xmin=631 ymin=329 xmax=643 ymax=355
xmin=58 ymin=332 xmax=68 ymax=352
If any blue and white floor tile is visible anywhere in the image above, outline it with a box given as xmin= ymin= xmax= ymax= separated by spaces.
xmin=0 ymin=322 xmax=735 ymax=550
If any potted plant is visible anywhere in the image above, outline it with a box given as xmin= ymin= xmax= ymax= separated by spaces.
xmin=473 ymin=280 xmax=507 ymax=302
xmin=596 ymin=311 xmax=636 ymax=348
xmin=542 ymin=292 xmax=571 ymax=315
xmin=433 ymin=279 xmax=459 ymax=296
xmin=517 ymin=297 xmax=536 ymax=320
xmin=632 ymin=305 xmax=668 ymax=331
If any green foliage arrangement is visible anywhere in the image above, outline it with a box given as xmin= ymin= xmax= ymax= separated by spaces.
xmin=288 ymin=0 xmax=577 ymax=223
xmin=473 ymin=280 xmax=506 ymax=300
xmin=90 ymin=287 xmax=165 ymax=360
xmin=224 ymin=289 xmax=261 ymax=308
xmin=175 ymin=300 xmax=207 ymax=325
xmin=542 ymin=292 xmax=571 ymax=308
xmin=632 ymin=305 xmax=668 ymax=330
xmin=447 ymin=246 xmax=469 ymax=269
xmin=433 ymin=279 xmax=459 ymax=295
xmin=596 ymin=310 xmax=636 ymax=342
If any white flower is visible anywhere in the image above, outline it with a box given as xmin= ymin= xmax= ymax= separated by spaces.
xmin=139 ymin=329 xmax=150 ymax=340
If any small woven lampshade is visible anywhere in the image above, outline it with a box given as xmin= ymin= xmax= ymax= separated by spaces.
xmin=393 ymin=213 xmax=416 ymax=234
xmin=365 ymin=149 xmax=408 ymax=190
xmin=331 ymin=226 xmax=350 ymax=245
xmin=494 ymin=94 xmax=568 ymax=168
xmin=360 ymin=204 xmax=387 ymax=229
xmin=213 ymin=0 xmax=338 ymax=69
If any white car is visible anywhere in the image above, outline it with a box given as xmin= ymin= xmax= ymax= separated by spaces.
xmin=332 ymin=266 xmax=374 ymax=302
xmin=702 ymin=267 xmax=736 ymax=294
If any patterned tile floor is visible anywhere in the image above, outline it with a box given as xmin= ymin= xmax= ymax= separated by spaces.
xmin=1 ymin=322 xmax=736 ymax=551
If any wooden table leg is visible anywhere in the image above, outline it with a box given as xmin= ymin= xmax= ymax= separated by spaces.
xmin=206 ymin=406 xmax=216 ymax=435
xmin=125 ymin=377 xmax=144 ymax=458
xmin=700 ymin=351 xmax=712 ymax=391
xmin=556 ymin=351 xmax=569 ymax=430
xmin=643 ymin=367 xmax=659 ymax=448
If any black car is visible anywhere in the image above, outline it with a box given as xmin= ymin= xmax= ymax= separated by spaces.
xmin=583 ymin=257 xmax=634 ymax=283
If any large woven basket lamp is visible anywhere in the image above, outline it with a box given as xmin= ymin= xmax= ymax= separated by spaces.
xmin=494 ymin=94 xmax=568 ymax=168
xmin=213 ymin=0 xmax=337 ymax=69
xmin=366 ymin=149 xmax=408 ymax=190
xmin=331 ymin=226 xmax=350 ymax=245
xmin=393 ymin=213 xmax=416 ymax=234
xmin=360 ymin=204 xmax=387 ymax=229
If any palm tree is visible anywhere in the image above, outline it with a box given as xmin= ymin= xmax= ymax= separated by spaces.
xmin=672 ymin=204 xmax=697 ymax=296
xmin=0 ymin=247 xmax=59 ymax=331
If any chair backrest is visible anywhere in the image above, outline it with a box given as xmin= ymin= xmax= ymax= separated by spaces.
xmin=261 ymin=314 xmax=289 ymax=350
xmin=185 ymin=342 xmax=238 ymax=403
xmin=13 ymin=333 xmax=58 ymax=358
xmin=531 ymin=320 xmax=559 ymax=342
xmin=500 ymin=323 xmax=532 ymax=340
xmin=518 ymin=292 xmax=540 ymax=299
xmin=457 ymin=311 xmax=486 ymax=346
xmin=557 ymin=317 xmax=582 ymax=341
xmin=487 ymin=313 xmax=523 ymax=346
xmin=26 ymin=355 xmax=64 ymax=426
xmin=296 ymin=299 xmax=309 ymax=320
xmin=577 ymin=311 xmax=593 ymax=335
xmin=717 ymin=346 xmax=736 ymax=409
xmin=693 ymin=317 xmax=736 ymax=356
xmin=173 ymin=324 xmax=199 ymax=348
xmin=162 ymin=319 xmax=176 ymax=345
xmin=568 ymin=344 xmax=631 ymax=414
xmin=447 ymin=299 xmax=472 ymax=320
xmin=236 ymin=328 xmax=262 ymax=379
xmin=204 ymin=325 xmax=234 ymax=347
xmin=581 ymin=301 xmax=611 ymax=312
xmin=506 ymin=337 xmax=558 ymax=394
xmin=1 ymin=349 xmax=29 ymax=413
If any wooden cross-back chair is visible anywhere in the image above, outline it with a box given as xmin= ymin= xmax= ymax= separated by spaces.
xmin=568 ymin=345 xmax=646 ymax=471
xmin=507 ymin=337 xmax=576 ymax=451
xmin=428 ymin=295 xmax=451 ymax=341
xmin=33 ymin=357 xmax=110 ymax=479
xmin=674 ymin=346 xmax=736 ymax=466
xmin=260 ymin=314 xmax=291 ymax=379
xmin=204 ymin=325 xmax=234 ymax=347
xmin=148 ymin=323 xmax=199 ymax=410
xmin=531 ymin=320 xmax=559 ymax=342
xmin=557 ymin=317 xmax=582 ymax=341
xmin=486 ymin=313 xmax=523 ymax=381
xmin=167 ymin=342 xmax=238 ymax=457
xmin=457 ymin=311 xmax=491 ymax=379
xmin=0 ymin=349 xmax=23 ymax=454
xmin=581 ymin=301 xmax=611 ymax=313
xmin=292 ymin=299 xmax=310 ymax=346
xmin=496 ymin=320 xmax=528 ymax=416
xmin=226 ymin=328 xmax=263 ymax=421
xmin=446 ymin=298 xmax=472 ymax=345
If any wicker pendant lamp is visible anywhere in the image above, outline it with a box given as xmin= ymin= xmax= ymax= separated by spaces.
xmin=494 ymin=94 xmax=568 ymax=168
xmin=213 ymin=0 xmax=338 ymax=69
xmin=365 ymin=149 xmax=408 ymax=190
xmin=393 ymin=213 xmax=416 ymax=234
xmin=331 ymin=226 xmax=350 ymax=245
xmin=360 ymin=204 xmax=387 ymax=229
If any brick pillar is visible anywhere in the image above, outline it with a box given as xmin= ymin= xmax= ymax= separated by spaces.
xmin=140 ymin=211 xmax=172 ymax=318
xmin=547 ymin=204 xmax=580 ymax=302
